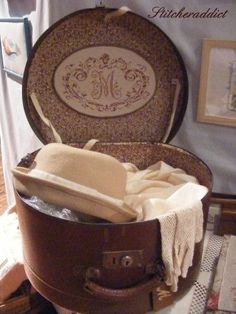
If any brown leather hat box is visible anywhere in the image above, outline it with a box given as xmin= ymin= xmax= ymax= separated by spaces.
xmin=14 ymin=7 xmax=212 ymax=314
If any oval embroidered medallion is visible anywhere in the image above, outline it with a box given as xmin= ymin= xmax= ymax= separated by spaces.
xmin=54 ymin=46 xmax=156 ymax=117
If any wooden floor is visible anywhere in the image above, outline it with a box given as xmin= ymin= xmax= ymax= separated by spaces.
xmin=0 ymin=152 xmax=7 ymax=214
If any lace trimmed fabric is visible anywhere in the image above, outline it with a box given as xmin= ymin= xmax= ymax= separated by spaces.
xmin=124 ymin=161 xmax=208 ymax=291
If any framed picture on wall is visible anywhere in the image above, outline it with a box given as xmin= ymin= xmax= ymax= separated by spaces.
xmin=197 ymin=39 xmax=236 ymax=127
xmin=0 ymin=17 xmax=31 ymax=78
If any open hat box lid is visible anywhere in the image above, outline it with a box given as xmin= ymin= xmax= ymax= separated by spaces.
xmin=23 ymin=7 xmax=188 ymax=145
xmin=17 ymin=9 xmax=215 ymax=314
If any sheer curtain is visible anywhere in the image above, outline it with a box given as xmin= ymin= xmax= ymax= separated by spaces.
xmin=0 ymin=0 xmax=236 ymax=212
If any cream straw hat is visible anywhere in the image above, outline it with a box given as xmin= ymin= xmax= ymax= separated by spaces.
xmin=12 ymin=143 xmax=137 ymax=223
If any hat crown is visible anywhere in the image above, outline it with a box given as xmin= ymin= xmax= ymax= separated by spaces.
xmin=32 ymin=143 xmax=127 ymax=199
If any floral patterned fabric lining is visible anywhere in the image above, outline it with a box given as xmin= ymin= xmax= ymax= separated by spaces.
xmin=24 ymin=8 xmax=187 ymax=144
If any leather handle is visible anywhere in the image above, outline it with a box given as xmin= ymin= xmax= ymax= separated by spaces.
xmin=84 ymin=274 xmax=162 ymax=302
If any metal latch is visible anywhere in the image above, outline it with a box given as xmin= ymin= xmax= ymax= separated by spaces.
xmin=103 ymin=250 xmax=143 ymax=269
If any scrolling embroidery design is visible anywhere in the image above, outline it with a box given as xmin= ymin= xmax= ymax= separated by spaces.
xmin=61 ymin=53 xmax=151 ymax=113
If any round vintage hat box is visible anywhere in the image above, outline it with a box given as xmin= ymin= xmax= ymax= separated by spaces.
xmin=15 ymin=7 xmax=212 ymax=314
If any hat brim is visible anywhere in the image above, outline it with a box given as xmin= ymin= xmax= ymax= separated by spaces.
xmin=12 ymin=167 xmax=137 ymax=223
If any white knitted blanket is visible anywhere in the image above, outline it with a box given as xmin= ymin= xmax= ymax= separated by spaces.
xmin=123 ymin=161 xmax=208 ymax=291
